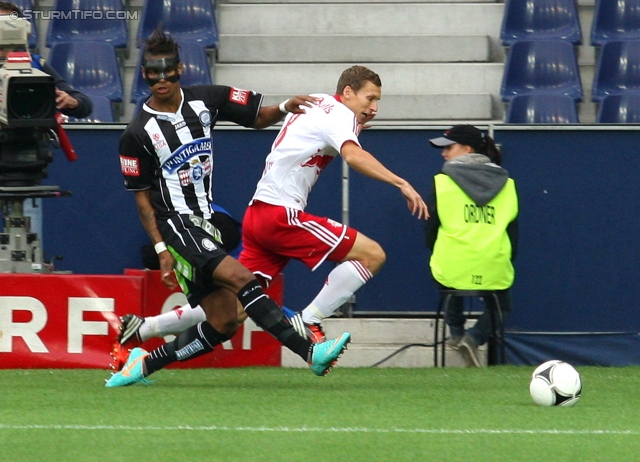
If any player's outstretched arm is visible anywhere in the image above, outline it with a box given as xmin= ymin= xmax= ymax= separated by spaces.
xmin=253 ymin=95 xmax=318 ymax=128
xmin=341 ymin=141 xmax=429 ymax=219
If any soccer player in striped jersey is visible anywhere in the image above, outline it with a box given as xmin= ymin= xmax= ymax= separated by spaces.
xmin=106 ymin=29 xmax=351 ymax=387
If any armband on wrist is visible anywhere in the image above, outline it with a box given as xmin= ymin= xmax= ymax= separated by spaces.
xmin=279 ymin=99 xmax=290 ymax=114
xmin=154 ymin=241 xmax=168 ymax=254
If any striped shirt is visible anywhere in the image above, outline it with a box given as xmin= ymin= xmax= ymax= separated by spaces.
xmin=119 ymin=85 xmax=263 ymax=219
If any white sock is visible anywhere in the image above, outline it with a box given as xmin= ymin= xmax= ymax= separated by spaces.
xmin=138 ymin=304 xmax=207 ymax=341
xmin=301 ymin=261 xmax=372 ymax=324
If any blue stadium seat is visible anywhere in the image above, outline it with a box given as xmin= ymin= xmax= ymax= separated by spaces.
xmin=506 ymin=94 xmax=579 ymax=123
xmin=46 ymin=0 xmax=128 ymax=49
xmin=591 ymin=0 xmax=640 ymax=46
xmin=12 ymin=0 xmax=37 ymax=49
xmin=500 ymin=40 xmax=583 ymax=102
xmin=134 ymin=96 xmax=148 ymax=114
xmin=68 ymin=96 xmax=114 ymax=123
xmin=48 ymin=41 xmax=123 ymax=102
xmin=597 ymin=94 xmax=640 ymax=123
xmin=592 ymin=41 xmax=640 ymax=102
xmin=136 ymin=0 xmax=218 ymax=48
xmin=501 ymin=0 xmax=582 ymax=46
xmin=131 ymin=42 xmax=212 ymax=103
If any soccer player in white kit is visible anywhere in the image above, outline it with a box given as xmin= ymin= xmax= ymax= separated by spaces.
xmin=240 ymin=65 xmax=428 ymax=341
xmin=116 ymin=65 xmax=428 ymax=351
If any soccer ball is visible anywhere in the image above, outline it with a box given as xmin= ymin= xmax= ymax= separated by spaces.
xmin=529 ymin=360 xmax=582 ymax=407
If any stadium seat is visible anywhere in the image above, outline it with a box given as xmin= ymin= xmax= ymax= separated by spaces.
xmin=136 ymin=0 xmax=218 ymax=48
xmin=48 ymin=41 xmax=123 ymax=102
xmin=131 ymin=42 xmax=212 ymax=103
xmin=134 ymin=96 xmax=148 ymax=114
xmin=500 ymin=40 xmax=583 ymax=102
xmin=131 ymin=66 xmax=149 ymax=105
xmin=501 ymin=0 xmax=582 ymax=46
xmin=46 ymin=0 xmax=128 ymax=49
xmin=591 ymin=0 xmax=640 ymax=46
xmin=506 ymin=94 xmax=579 ymax=123
xmin=68 ymin=96 xmax=114 ymax=123
xmin=592 ymin=41 xmax=640 ymax=102
xmin=596 ymin=94 xmax=640 ymax=123
xmin=12 ymin=0 xmax=37 ymax=49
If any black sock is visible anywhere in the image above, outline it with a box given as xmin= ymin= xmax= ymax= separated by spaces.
xmin=144 ymin=322 xmax=229 ymax=375
xmin=237 ymin=280 xmax=313 ymax=361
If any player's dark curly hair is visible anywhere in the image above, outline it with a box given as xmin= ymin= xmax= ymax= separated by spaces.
xmin=336 ymin=65 xmax=382 ymax=94
xmin=143 ymin=28 xmax=181 ymax=61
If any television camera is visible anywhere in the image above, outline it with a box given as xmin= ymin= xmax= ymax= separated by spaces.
xmin=0 ymin=17 xmax=74 ymax=273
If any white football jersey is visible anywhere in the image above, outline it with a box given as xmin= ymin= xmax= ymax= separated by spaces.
xmin=252 ymin=93 xmax=361 ymax=210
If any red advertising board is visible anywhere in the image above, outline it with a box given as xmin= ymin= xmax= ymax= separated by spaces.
xmin=0 ymin=274 xmax=142 ymax=368
xmin=0 ymin=272 xmax=283 ymax=369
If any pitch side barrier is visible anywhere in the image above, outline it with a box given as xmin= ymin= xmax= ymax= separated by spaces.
xmin=6 ymin=123 xmax=638 ymax=366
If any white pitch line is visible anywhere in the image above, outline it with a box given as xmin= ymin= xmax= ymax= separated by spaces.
xmin=0 ymin=425 xmax=637 ymax=435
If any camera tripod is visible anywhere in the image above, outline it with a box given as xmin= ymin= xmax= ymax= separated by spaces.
xmin=0 ymin=185 xmax=71 ymax=273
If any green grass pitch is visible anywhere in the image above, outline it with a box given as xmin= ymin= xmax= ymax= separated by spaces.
xmin=1 ymin=366 xmax=639 ymax=461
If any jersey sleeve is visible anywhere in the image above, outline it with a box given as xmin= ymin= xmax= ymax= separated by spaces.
xmin=322 ymin=105 xmax=361 ymax=153
xmin=193 ymin=85 xmax=263 ymax=128
xmin=118 ymin=129 xmax=155 ymax=191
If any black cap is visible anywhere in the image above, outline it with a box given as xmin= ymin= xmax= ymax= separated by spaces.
xmin=429 ymin=125 xmax=486 ymax=151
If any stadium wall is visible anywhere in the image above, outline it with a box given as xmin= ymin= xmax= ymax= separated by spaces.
xmin=28 ymin=124 xmax=640 ymax=365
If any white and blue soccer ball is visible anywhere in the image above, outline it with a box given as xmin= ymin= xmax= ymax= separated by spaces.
xmin=529 ymin=360 xmax=582 ymax=407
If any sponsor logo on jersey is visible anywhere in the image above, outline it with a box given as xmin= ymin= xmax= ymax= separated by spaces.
xmin=229 ymin=87 xmax=249 ymax=105
xmin=173 ymin=120 xmax=186 ymax=130
xmin=199 ymin=110 xmax=212 ymax=127
xmin=317 ymin=99 xmax=335 ymax=114
xmin=119 ymin=155 xmax=140 ymax=176
xmin=151 ymin=132 xmax=167 ymax=151
xmin=202 ymin=238 xmax=217 ymax=251
xmin=163 ymin=137 xmax=212 ymax=174
xmin=178 ymin=157 xmax=212 ymax=186
xmin=301 ymin=154 xmax=334 ymax=174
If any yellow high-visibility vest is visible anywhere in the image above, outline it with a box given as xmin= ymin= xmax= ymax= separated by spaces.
xmin=430 ymin=174 xmax=518 ymax=289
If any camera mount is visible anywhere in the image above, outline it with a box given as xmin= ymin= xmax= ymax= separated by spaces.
xmin=0 ymin=185 xmax=71 ymax=273
xmin=0 ymin=125 xmax=71 ymax=273
xmin=0 ymin=18 xmax=74 ymax=273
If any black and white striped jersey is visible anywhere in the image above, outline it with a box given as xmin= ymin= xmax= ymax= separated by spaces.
xmin=119 ymin=85 xmax=263 ymax=220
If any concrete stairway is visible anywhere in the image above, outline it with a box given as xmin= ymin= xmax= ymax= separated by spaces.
xmin=281 ymin=318 xmax=488 ymax=368
xmin=223 ymin=0 xmax=496 ymax=3
xmin=216 ymin=2 xmax=505 ymax=122
xmin=33 ymin=0 xmax=601 ymax=124
xmin=214 ymin=62 xmax=503 ymax=121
